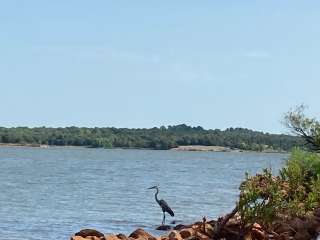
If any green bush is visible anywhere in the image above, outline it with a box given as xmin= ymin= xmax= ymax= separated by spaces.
xmin=281 ymin=148 xmax=320 ymax=182
xmin=239 ymin=169 xmax=288 ymax=227
xmin=239 ymin=149 xmax=320 ymax=227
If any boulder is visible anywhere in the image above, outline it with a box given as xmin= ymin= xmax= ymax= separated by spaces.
xmin=191 ymin=224 xmax=201 ymax=231
xmin=129 ymin=228 xmax=157 ymax=240
xmin=195 ymin=232 xmax=210 ymax=240
xmin=88 ymin=237 xmax=102 ymax=240
xmin=168 ymin=231 xmax=183 ymax=240
xmin=117 ymin=234 xmax=130 ymax=240
xmin=251 ymin=228 xmax=266 ymax=240
xmin=71 ymin=236 xmax=87 ymax=240
xmin=249 ymin=223 xmax=266 ymax=240
xmin=173 ymin=225 xmax=187 ymax=231
xmin=158 ymin=236 xmax=169 ymax=240
xmin=104 ymin=234 xmax=122 ymax=240
xmin=252 ymin=223 xmax=262 ymax=230
xmin=156 ymin=225 xmax=172 ymax=231
xmin=179 ymin=228 xmax=195 ymax=239
xmin=71 ymin=236 xmax=101 ymax=240
xmin=75 ymin=229 xmax=105 ymax=238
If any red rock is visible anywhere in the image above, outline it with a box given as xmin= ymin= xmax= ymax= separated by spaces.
xmin=195 ymin=232 xmax=210 ymax=240
xmin=158 ymin=236 xmax=169 ymax=240
xmin=71 ymin=236 xmax=101 ymax=240
xmin=252 ymin=223 xmax=262 ymax=230
xmin=104 ymin=234 xmax=122 ymax=240
xmin=251 ymin=228 xmax=266 ymax=240
xmin=168 ymin=231 xmax=183 ymax=240
xmin=88 ymin=237 xmax=102 ymax=240
xmin=117 ymin=234 xmax=130 ymax=240
xmin=75 ymin=229 xmax=104 ymax=238
xmin=129 ymin=228 xmax=157 ymax=240
xmin=191 ymin=224 xmax=200 ymax=230
xmin=71 ymin=236 xmax=87 ymax=240
xmin=179 ymin=228 xmax=195 ymax=239
xmin=173 ymin=225 xmax=187 ymax=231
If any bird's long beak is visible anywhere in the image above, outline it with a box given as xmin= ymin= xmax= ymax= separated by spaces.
xmin=148 ymin=186 xmax=157 ymax=189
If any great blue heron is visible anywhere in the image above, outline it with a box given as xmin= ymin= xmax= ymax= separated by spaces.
xmin=148 ymin=185 xmax=174 ymax=225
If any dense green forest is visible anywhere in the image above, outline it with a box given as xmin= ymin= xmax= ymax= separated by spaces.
xmin=0 ymin=124 xmax=302 ymax=151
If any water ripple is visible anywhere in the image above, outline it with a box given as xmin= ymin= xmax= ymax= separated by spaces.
xmin=0 ymin=147 xmax=287 ymax=239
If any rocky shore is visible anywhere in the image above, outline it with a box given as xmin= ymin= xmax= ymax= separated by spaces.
xmin=71 ymin=207 xmax=320 ymax=240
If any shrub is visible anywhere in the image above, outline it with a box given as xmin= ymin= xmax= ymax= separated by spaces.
xmin=239 ymin=149 xmax=320 ymax=227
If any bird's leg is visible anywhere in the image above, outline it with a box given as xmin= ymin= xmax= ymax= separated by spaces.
xmin=162 ymin=212 xmax=165 ymax=225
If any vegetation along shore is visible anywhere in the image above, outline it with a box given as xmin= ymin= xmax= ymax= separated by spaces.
xmin=0 ymin=124 xmax=301 ymax=151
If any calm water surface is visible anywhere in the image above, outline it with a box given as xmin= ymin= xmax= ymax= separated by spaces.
xmin=0 ymin=147 xmax=287 ymax=240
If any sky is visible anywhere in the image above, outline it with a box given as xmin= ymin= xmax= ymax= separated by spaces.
xmin=1 ymin=1 xmax=320 ymax=133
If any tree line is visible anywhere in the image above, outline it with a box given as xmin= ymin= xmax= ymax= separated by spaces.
xmin=0 ymin=124 xmax=302 ymax=151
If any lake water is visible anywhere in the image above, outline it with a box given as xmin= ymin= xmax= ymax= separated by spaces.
xmin=0 ymin=147 xmax=288 ymax=240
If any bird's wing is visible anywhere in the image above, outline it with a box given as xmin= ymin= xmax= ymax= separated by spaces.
xmin=159 ymin=199 xmax=174 ymax=216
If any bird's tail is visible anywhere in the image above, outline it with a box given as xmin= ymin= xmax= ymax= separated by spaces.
xmin=167 ymin=208 xmax=174 ymax=217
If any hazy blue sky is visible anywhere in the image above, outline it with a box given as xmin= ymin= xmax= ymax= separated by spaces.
xmin=1 ymin=1 xmax=319 ymax=133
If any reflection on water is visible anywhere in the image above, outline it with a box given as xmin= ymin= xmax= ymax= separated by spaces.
xmin=0 ymin=147 xmax=287 ymax=239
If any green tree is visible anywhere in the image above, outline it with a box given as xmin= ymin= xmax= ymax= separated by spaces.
xmin=284 ymin=105 xmax=320 ymax=151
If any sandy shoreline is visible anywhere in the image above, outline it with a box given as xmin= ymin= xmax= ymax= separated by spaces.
xmin=0 ymin=143 xmax=85 ymax=149
xmin=170 ymin=145 xmax=236 ymax=152
xmin=170 ymin=145 xmax=287 ymax=154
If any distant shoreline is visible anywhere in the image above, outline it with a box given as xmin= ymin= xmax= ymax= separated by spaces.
xmin=0 ymin=143 xmax=50 ymax=148
xmin=171 ymin=145 xmax=235 ymax=152
xmin=0 ymin=143 xmax=84 ymax=149
xmin=0 ymin=125 xmax=300 ymax=152
xmin=170 ymin=145 xmax=287 ymax=153
xmin=0 ymin=143 xmax=287 ymax=153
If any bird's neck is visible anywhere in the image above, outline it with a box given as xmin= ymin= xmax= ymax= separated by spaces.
xmin=154 ymin=188 xmax=160 ymax=203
